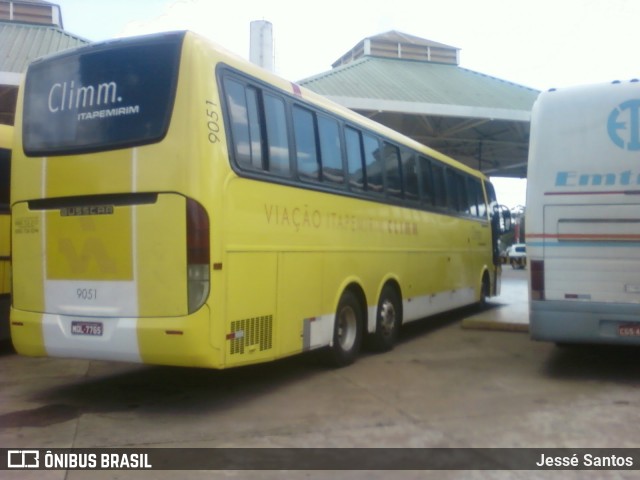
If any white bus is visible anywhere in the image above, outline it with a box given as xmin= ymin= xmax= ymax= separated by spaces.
xmin=526 ymin=80 xmax=640 ymax=345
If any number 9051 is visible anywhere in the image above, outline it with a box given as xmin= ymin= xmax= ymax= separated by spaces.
xmin=77 ymin=288 xmax=97 ymax=301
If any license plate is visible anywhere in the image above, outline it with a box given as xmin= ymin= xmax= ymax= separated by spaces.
xmin=618 ymin=325 xmax=640 ymax=337
xmin=71 ymin=321 xmax=103 ymax=336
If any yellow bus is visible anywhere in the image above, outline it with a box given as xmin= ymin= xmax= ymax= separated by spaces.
xmin=11 ymin=31 xmax=509 ymax=368
xmin=0 ymin=124 xmax=11 ymax=341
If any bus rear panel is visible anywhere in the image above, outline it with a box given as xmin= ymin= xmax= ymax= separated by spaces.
xmin=526 ymin=80 xmax=640 ymax=345
xmin=11 ymin=32 xmax=222 ymax=366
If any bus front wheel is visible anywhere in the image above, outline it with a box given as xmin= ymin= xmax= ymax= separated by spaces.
xmin=325 ymin=290 xmax=363 ymax=367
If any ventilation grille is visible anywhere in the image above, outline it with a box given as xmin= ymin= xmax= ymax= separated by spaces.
xmin=229 ymin=315 xmax=273 ymax=355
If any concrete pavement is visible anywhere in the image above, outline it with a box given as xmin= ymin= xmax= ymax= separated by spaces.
xmin=2 ymin=268 xmax=640 ymax=480
xmin=463 ymin=267 xmax=529 ymax=332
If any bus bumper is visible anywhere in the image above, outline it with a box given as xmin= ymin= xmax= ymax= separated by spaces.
xmin=530 ymin=300 xmax=640 ymax=345
xmin=11 ymin=305 xmax=224 ymax=368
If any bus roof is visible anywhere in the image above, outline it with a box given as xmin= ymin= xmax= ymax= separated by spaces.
xmin=20 ymin=30 xmax=486 ymax=181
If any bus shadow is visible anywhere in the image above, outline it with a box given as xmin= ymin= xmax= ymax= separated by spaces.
xmin=542 ymin=344 xmax=640 ymax=382
xmin=11 ymin=354 xmax=328 ymax=429
xmin=0 ymin=338 xmax=15 ymax=355
xmin=397 ymin=303 xmax=484 ymax=345
xmin=8 ymin=305 xmax=491 ymax=429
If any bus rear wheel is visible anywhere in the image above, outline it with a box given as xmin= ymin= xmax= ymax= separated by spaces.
xmin=479 ymin=273 xmax=490 ymax=307
xmin=368 ymin=285 xmax=401 ymax=352
xmin=325 ymin=290 xmax=363 ymax=367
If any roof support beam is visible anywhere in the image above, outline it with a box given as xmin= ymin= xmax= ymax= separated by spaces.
xmin=437 ymin=118 xmax=491 ymax=137
xmin=326 ymin=96 xmax=532 ymax=123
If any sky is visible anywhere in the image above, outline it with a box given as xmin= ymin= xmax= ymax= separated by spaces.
xmin=51 ymin=0 xmax=640 ymax=208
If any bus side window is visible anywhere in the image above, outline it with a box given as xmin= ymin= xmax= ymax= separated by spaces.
xmin=446 ymin=169 xmax=460 ymax=212
xmin=401 ymin=149 xmax=419 ymax=202
xmin=431 ymin=162 xmax=447 ymax=208
xmin=263 ymin=93 xmax=291 ymax=177
xmin=224 ymin=78 xmax=264 ymax=170
xmin=383 ymin=142 xmax=402 ymax=199
xmin=317 ymin=115 xmax=344 ymax=186
xmin=293 ymin=106 xmax=320 ymax=182
xmin=363 ymin=133 xmax=383 ymax=194
xmin=345 ymin=127 xmax=365 ymax=192
xmin=478 ymin=180 xmax=488 ymax=219
xmin=457 ymin=173 xmax=470 ymax=215
xmin=484 ymin=180 xmax=498 ymax=216
xmin=419 ymin=156 xmax=434 ymax=206
xmin=467 ymin=177 xmax=481 ymax=217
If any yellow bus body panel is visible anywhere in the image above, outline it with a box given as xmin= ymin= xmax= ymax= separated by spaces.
xmin=11 ymin=205 xmax=44 ymax=311
xmin=0 ymin=214 xmax=9 ymax=295
xmin=137 ymin=306 xmax=222 ymax=368
xmin=221 ymin=174 xmax=493 ymax=366
xmin=9 ymin=310 xmax=46 ymax=356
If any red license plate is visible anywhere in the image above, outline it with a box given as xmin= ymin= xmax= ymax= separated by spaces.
xmin=618 ymin=325 xmax=640 ymax=337
xmin=71 ymin=321 xmax=103 ymax=336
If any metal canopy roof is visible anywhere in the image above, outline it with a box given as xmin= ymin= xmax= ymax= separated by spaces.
xmin=0 ymin=20 xmax=88 ymax=124
xmin=0 ymin=21 xmax=88 ymax=75
xmin=300 ymin=32 xmax=539 ymax=178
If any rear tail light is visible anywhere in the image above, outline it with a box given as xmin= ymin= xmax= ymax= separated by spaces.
xmin=186 ymin=199 xmax=210 ymax=313
xmin=530 ymin=260 xmax=545 ymax=301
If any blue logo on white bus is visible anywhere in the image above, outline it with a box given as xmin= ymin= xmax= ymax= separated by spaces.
xmin=607 ymin=99 xmax=640 ymax=150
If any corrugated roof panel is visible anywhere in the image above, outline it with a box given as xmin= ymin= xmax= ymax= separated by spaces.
xmin=0 ymin=21 xmax=88 ymax=73
xmin=300 ymin=56 xmax=538 ymax=112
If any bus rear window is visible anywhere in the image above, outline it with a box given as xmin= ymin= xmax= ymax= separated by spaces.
xmin=22 ymin=32 xmax=184 ymax=156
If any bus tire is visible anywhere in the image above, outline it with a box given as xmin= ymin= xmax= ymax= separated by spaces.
xmin=368 ymin=284 xmax=401 ymax=352
xmin=325 ymin=290 xmax=363 ymax=367
xmin=479 ymin=273 xmax=490 ymax=307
